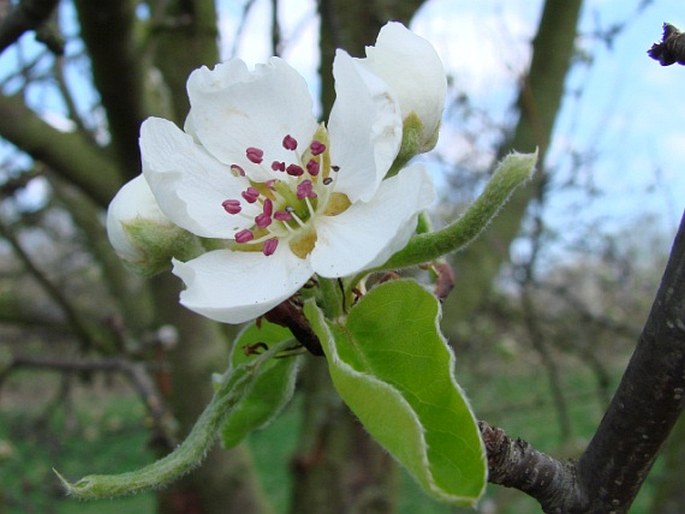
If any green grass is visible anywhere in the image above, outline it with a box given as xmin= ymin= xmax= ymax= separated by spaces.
xmin=0 ymin=358 xmax=663 ymax=514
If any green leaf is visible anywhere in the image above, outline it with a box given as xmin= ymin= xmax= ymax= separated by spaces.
xmin=305 ymin=279 xmax=486 ymax=506
xmin=220 ymin=321 xmax=301 ymax=448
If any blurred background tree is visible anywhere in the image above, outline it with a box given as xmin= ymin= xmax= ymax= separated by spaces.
xmin=0 ymin=0 xmax=681 ymax=513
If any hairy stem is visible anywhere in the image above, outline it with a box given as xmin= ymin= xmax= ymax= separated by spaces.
xmin=57 ymin=340 xmax=293 ymax=499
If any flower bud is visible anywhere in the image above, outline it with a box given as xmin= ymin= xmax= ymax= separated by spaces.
xmin=106 ymin=175 xmax=197 ymax=276
xmin=359 ymin=22 xmax=447 ymax=159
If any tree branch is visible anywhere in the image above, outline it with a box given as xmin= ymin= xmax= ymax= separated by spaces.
xmin=73 ymin=0 xmax=148 ymax=178
xmin=480 ymin=211 xmax=685 ymax=513
xmin=0 ymin=92 xmax=123 ymax=206
xmin=0 ymin=218 xmax=117 ymax=353
xmin=480 ymin=421 xmax=579 ymax=512
xmin=576 ymin=210 xmax=685 ymax=512
xmin=0 ymin=354 xmax=174 ymax=450
xmin=0 ymin=0 xmax=59 ymax=55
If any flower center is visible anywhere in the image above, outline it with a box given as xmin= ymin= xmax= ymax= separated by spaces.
xmin=221 ymin=126 xmax=350 ymax=257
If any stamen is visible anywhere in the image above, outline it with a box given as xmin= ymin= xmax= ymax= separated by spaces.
xmin=255 ymin=213 xmax=272 ymax=228
xmin=286 ymin=164 xmax=304 ymax=177
xmin=282 ymin=135 xmax=298 ymax=150
xmin=235 ymin=229 xmax=255 ymax=243
xmin=271 ymin=161 xmax=286 ymax=172
xmin=222 ymin=199 xmax=241 ymax=214
xmin=306 ymin=159 xmax=320 ymax=176
xmin=263 ymin=198 xmax=273 ymax=216
xmin=262 ymin=238 xmax=279 ymax=256
xmin=323 ymin=177 xmax=333 ymax=185
xmin=310 ymin=140 xmax=326 ymax=156
xmin=246 ymin=147 xmax=264 ymax=164
xmin=241 ymin=187 xmax=260 ymax=203
xmin=231 ymin=164 xmax=246 ymax=176
xmin=331 ymin=165 xmax=340 ymax=172
xmin=274 ymin=210 xmax=292 ymax=221
xmin=297 ymin=180 xmax=317 ymax=199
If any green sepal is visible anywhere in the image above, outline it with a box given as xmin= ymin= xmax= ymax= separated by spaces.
xmin=305 ymin=279 xmax=486 ymax=506
xmin=123 ymin=218 xmax=200 ymax=276
xmin=387 ymin=112 xmax=424 ymax=176
xmin=220 ymin=320 xmax=301 ymax=448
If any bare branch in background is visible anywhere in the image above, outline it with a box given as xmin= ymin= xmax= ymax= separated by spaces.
xmin=0 ymin=0 xmax=60 ymax=55
xmin=0 ymin=218 xmax=116 ymax=353
xmin=0 ymin=93 xmax=123 ymax=206
xmin=0 ymin=354 xmax=175 ymax=451
xmin=270 ymin=0 xmax=280 ymax=56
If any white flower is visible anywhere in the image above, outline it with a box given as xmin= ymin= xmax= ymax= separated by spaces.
xmin=355 ymin=22 xmax=447 ymax=152
xmin=138 ymin=26 xmax=437 ymax=324
xmin=107 ymin=175 xmax=173 ymax=263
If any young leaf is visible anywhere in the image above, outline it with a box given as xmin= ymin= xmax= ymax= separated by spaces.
xmin=373 ymin=151 xmax=537 ymax=272
xmin=220 ymin=321 xmax=301 ymax=448
xmin=304 ymin=279 xmax=486 ymax=505
xmin=57 ymin=339 xmax=295 ymax=499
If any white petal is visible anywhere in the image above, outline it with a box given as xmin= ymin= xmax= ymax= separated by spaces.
xmin=310 ymin=164 xmax=435 ymax=277
xmin=106 ymin=174 xmax=171 ymax=262
xmin=140 ymin=117 xmax=257 ymax=239
xmin=359 ymin=22 xmax=446 ymax=146
xmin=328 ymin=50 xmax=402 ymax=203
xmin=172 ymin=246 xmax=313 ymax=324
xmin=186 ymin=58 xmax=319 ymax=182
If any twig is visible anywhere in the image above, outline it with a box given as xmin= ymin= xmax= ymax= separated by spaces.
xmin=576 ymin=210 xmax=685 ymax=512
xmin=481 ymin=211 xmax=685 ymax=513
xmin=0 ymin=0 xmax=60 ymax=55
xmin=479 ymin=421 xmax=578 ymax=513
xmin=648 ymin=23 xmax=685 ymax=66
xmin=0 ymin=219 xmax=101 ymax=351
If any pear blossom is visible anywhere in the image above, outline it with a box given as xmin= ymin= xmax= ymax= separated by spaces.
xmin=107 ymin=174 xmax=195 ymax=275
xmin=137 ymin=22 xmax=439 ymax=324
xmin=355 ymin=22 xmax=447 ymax=153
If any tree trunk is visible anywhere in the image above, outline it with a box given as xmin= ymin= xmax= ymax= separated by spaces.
xmin=442 ymin=0 xmax=584 ymax=326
